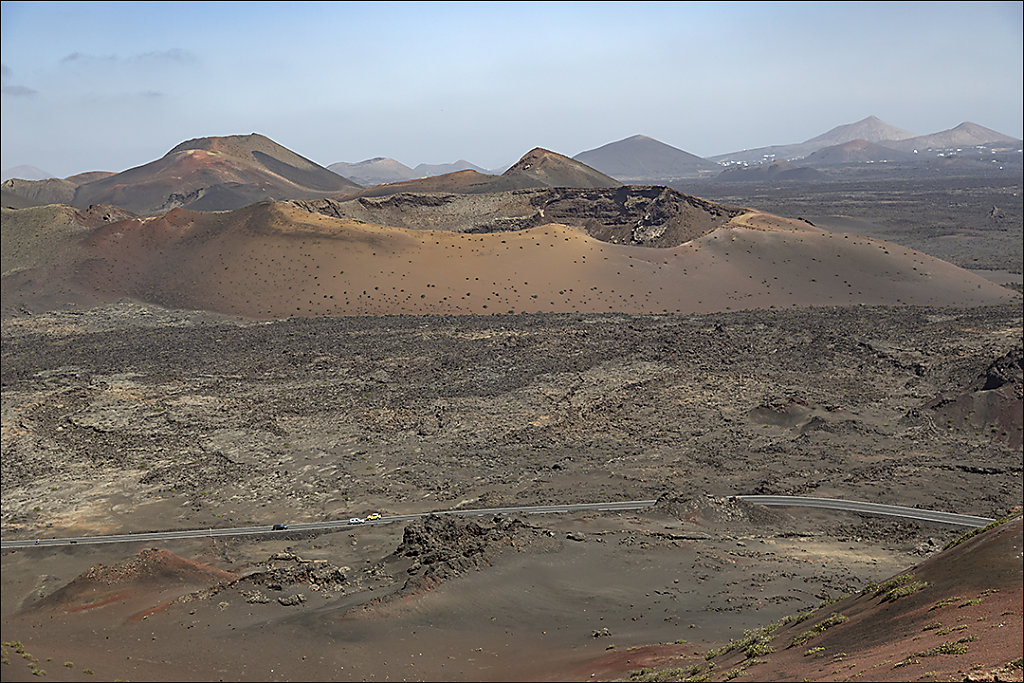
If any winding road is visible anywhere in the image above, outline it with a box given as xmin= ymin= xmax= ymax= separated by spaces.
xmin=0 ymin=495 xmax=994 ymax=550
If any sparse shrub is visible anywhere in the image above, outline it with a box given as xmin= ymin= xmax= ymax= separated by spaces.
xmin=628 ymin=663 xmax=708 ymax=682
xmin=789 ymin=613 xmax=849 ymax=647
xmin=918 ymin=636 xmax=975 ymax=656
xmin=930 ymin=595 xmax=964 ymax=611
xmin=864 ymin=573 xmax=927 ymax=602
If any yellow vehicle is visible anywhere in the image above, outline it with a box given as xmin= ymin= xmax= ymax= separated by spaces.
xmin=366 ymin=513 xmax=382 ymax=521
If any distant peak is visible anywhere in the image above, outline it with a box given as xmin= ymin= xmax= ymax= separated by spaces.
xmin=509 ymin=148 xmax=563 ymax=168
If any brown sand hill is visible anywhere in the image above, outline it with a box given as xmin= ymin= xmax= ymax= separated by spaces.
xmin=327 ymin=157 xmax=418 ymax=186
xmin=353 ymin=168 xmax=500 ymax=197
xmin=67 ymin=133 xmax=362 ymax=215
xmin=1 ymin=204 xmax=136 ymax=312
xmin=924 ymin=346 xmax=1023 ymax=450
xmin=351 ymin=148 xmax=621 ymax=198
xmin=497 ymin=147 xmax=620 ymax=189
xmin=1 ymin=177 xmax=78 ymax=205
xmin=0 ymin=172 xmax=116 ymax=207
xmin=1 ymin=188 xmax=43 ymax=209
xmin=892 ymin=121 xmax=1022 ymax=151
xmin=413 ymin=159 xmax=488 ymax=177
xmin=3 ymin=197 xmax=1015 ymax=318
xmin=713 ymin=160 xmax=825 ymax=182
xmin=804 ymin=138 xmax=917 ymax=165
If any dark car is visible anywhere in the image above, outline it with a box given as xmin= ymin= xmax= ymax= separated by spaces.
xmin=272 ymin=523 xmax=288 ymax=530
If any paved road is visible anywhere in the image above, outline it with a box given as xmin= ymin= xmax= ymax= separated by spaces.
xmin=735 ymin=495 xmax=995 ymax=528
xmin=0 ymin=496 xmax=994 ymax=550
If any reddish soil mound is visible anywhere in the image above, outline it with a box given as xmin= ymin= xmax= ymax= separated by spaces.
xmin=499 ymin=147 xmax=620 ymax=189
xmin=804 ymin=138 xmax=916 ymax=165
xmin=28 ymin=548 xmax=237 ymax=616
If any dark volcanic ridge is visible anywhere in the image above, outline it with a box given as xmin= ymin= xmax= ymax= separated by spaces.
xmin=293 ymin=185 xmax=739 ymax=246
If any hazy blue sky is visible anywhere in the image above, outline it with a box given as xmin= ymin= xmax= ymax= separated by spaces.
xmin=2 ymin=1 xmax=1021 ymax=177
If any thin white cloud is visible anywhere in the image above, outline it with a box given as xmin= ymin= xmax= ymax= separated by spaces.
xmin=60 ymin=48 xmax=196 ymax=65
xmin=2 ymin=84 xmax=37 ymax=96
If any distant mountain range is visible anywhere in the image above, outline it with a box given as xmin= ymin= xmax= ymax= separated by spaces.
xmin=710 ymin=116 xmax=1019 ymax=166
xmin=327 ymin=158 xmax=490 ymax=186
xmin=2 ymin=117 xmax=1020 ymax=213
xmin=885 ymin=121 xmax=1020 ymax=152
xmin=570 ymin=117 xmax=1019 ymax=180
xmin=353 ymin=148 xmax=619 ymax=198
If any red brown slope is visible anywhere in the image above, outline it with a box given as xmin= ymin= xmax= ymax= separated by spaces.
xmin=700 ymin=514 xmax=1024 ymax=682
xmin=567 ymin=513 xmax=1023 ymax=682
xmin=70 ymin=133 xmax=362 ymax=215
xmin=3 ymin=198 xmax=1012 ymax=318
xmin=353 ymin=168 xmax=500 ymax=197
xmin=496 ymin=147 xmax=620 ymax=189
xmin=22 ymin=548 xmax=237 ymax=622
xmin=1 ymin=204 xmax=136 ymax=312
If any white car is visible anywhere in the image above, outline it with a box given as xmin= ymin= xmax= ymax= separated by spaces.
xmin=348 ymin=517 xmax=365 ymax=525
